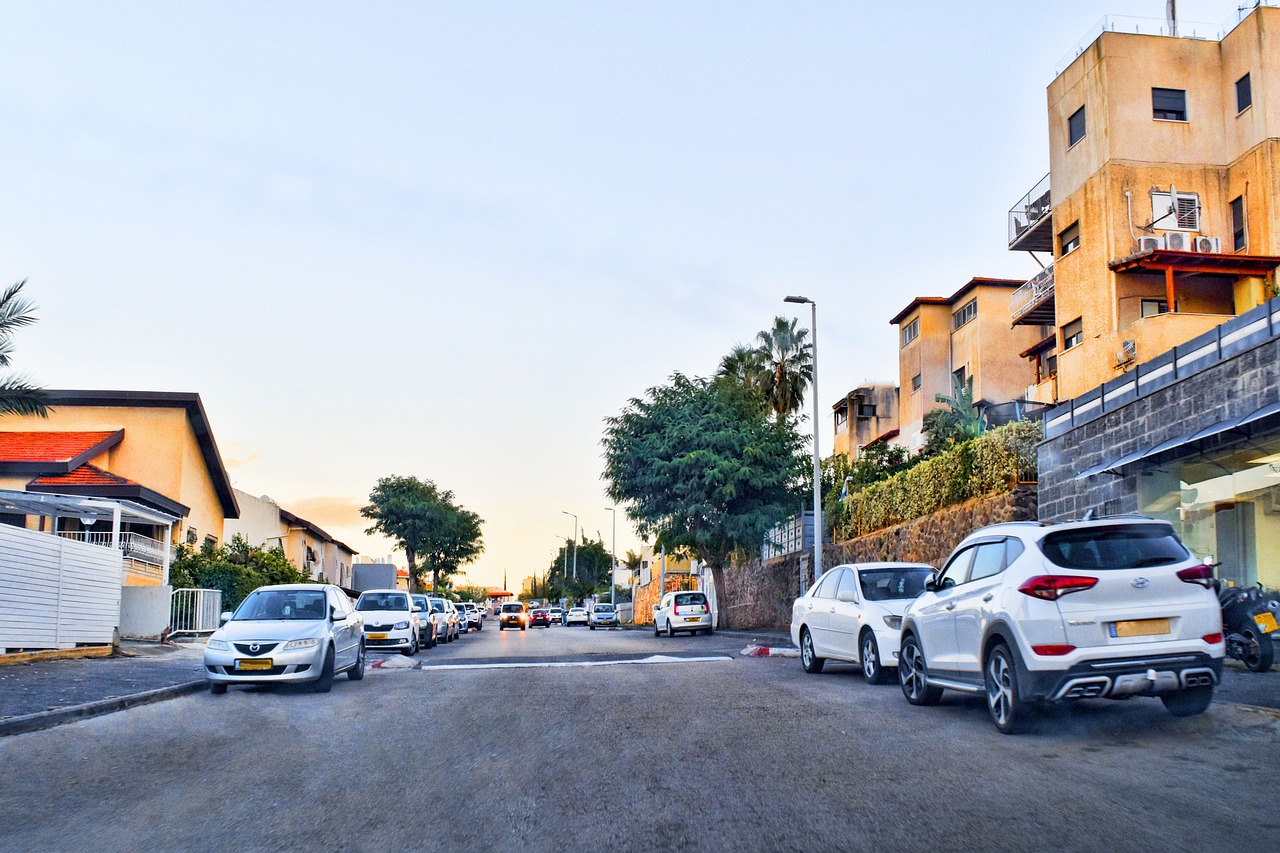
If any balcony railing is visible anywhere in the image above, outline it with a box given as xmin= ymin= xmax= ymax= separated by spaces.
xmin=1010 ymin=264 xmax=1056 ymax=323
xmin=57 ymin=531 xmax=174 ymax=567
xmin=1008 ymin=173 xmax=1052 ymax=250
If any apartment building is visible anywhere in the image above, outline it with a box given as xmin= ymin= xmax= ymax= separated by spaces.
xmin=831 ymin=383 xmax=898 ymax=460
xmin=890 ymin=278 xmax=1043 ymax=451
xmin=223 ymin=489 xmax=357 ymax=588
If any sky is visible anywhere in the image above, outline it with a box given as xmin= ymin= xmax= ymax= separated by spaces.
xmin=0 ymin=0 xmax=1257 ymax=590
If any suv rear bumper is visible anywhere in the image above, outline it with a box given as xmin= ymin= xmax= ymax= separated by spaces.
xmin=1020 ymin=652 xmax=1222 ymax=702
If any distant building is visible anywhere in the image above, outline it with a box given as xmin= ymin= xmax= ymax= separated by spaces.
xmin=831 ymin=383 xmax=898 ymax=461
xmin=224 ymin=489 xmax=356 ymax=588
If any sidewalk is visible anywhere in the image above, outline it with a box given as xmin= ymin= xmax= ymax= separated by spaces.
xmin=0 ymin=641 xmax=206 ymax=736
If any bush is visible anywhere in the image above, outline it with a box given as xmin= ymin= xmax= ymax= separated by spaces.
xmin=168 ymin=535 xmax=310 ymax=612
xmin=836 ymin=420 xmax=1041 ymax=540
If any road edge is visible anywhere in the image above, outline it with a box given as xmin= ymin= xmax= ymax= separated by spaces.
xmin=0 ymin=680 xmax=207 ymax=738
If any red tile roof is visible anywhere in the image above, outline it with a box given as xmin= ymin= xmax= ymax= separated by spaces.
xmin=30 ymin=464 xmax=139 ymax=487
xmin=0 ymin=431 xmax=121 ymax=463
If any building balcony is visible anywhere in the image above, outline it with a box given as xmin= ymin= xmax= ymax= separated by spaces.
xmin=1008 ymin=173 xmax=1053 ymax=252
xmin=57 ymin=530 xmax=175 ymax=567
xmin=1010 ymin=264 xmax=1056 ymax=325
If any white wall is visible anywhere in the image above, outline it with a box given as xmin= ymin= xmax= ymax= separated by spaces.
xmin=119 ymin=585 xmax=173 ymax=640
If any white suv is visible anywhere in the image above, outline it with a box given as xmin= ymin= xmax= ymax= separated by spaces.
xmin=898 ymin=518 xmax=1223 ymax=733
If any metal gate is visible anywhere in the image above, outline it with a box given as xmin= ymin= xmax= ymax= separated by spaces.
xmin=170 ymin=588 xmax=222 ymax=636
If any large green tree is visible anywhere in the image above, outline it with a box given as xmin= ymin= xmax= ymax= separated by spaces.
xmin=602 ymin=373 xmax=806 ymax=626
xmin=546 ymin=534 xmax=613 ymax=603
xmin=361 ymin=476 xmax=485 ymax=592
xmin=754 ymin=315 xmax=813 ymax=420
xmin=923 ymin=375 xmax=986 ymax=456
xmin=0 ymin=279 xmax=48 ymax=417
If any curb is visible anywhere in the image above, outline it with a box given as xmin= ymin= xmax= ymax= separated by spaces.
xmin=0 ymin=646 xmax=114 ymax=667
xmin=741 ymin=645 xmax=801 ymax=658
xmin=0 ymin=680 xmax=207 ymax=738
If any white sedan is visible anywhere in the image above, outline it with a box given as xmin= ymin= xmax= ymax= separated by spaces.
xmin=790 ymin=562 xmax=934 ymax=683
xmin=565 ymin=607 xmax=588 ymax=626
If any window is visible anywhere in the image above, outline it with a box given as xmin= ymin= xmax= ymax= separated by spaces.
xmin=1059 ymin=221 xmax=1080 ymax=255
xmin=815 ymin=569 xmax=842 ymax=599
xmin=1231 ymin=195 xmax=1246 ymax=251
xmin=834 ymin=406 xmax=848 ymax=434
xmin=1044 ymin=353 xmax=1057 ymax=377
xmin=1141 ymin=299 xmax=1169 ymax=318
xmin=952 ymin=367 xmax=968 ymax=393
xmin=1152 ymin=87 xmax=1187 ymax=121
xmin=835 ymin=569 xmax=859 ymax=601
xmin=186 ymin=528 xmax=198 ymax=545
xmin=937 ymin=547 xmax=975 ymax=589
xmin=1062 ymin=318 xmax=1083 ymax=351
xmin=857 ymin=403 xmax=877 ymax=417
xmin=1236 ymin=73 xmax=1252 ymax=113
xmin=968 ymin=542 xmax=1008 ymax=582
xmin=1068 ymin=105 xmax=1086 ymax=146
xmin=911 ymin=373 xmax=921 ymax=392
xmin=1150 ymin=191 xmax=1200 ymax=230
xmin=952 ymin=298 xmax=978 ymax=331
xmin=901 ymin=318 xmax=919 ymax=347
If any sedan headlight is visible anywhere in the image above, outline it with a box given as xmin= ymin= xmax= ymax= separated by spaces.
xmin=883 ymin=615 xmax=903 ymax=630
xmin=393 ymin=620 xmax=410 ymax=630
xmin=206 ymin=638 xmax=229 ymax=650
xmin=283 ymin=637 xmax=321 ymax=650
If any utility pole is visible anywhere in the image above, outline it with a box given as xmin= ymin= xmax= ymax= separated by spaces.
xmin=561 ymin=511 xmax=578 ymax=581
xmin=605 ymin=507 xmax=617 ymax=605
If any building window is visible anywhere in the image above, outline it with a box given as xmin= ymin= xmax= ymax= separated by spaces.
xmin=900 ymin=318 xmax=919 ymax=347
xmin=952 ymin=298 xmax=978 ymax=331
xmin=1236 ymin=73 xmax=1252 ymax=113
xmin=1067 ymin=105 xmax=1086 ymax=147
xmin=1141 ymin=299 xmax=1169 ymax=318
xmin=834 ymin=407 xmax=848 ymax=434
xmin=186 ymin=528 xmax=198 ymax=545
xmin=952 ymin=366 xmax=967 ymax=390
xmin=1062 ymin=318 xmax=1083 ymax=351
xmin=911 ymin=373 xmax=922 ymax=392
xmin=1231 ymin=195 xmax=1246 ymax=251
xmin=1152 ymin=88 xmax=1187 ymax=121
xmin=1059 ymin=222 xmax=1080 ymax=256
xmin=1150 ymin=191 xmax=1200 ymax=231
xmin=203 ymin=535 xmax=218 ymax=551
xmin=857 ymin=403 xmax=877 ymax=417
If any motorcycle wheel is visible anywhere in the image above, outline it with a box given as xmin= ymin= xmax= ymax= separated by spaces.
xmin=1241 ymin=626 xmax=1276 ymax=672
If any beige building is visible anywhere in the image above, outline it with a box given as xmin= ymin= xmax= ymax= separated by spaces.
xmin=890 ymin=278 xmax=1043 ymax=450
xmin=1008 ymin=7 xmax=1280 ymax=401
xmin=832 ymin=384 xmax=898 ymax=460
xmin=223 ymin=489 xmax=357 ymax=588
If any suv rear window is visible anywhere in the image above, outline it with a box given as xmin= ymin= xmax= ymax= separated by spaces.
xmin=1039 ymin=524 xmax=1189 ymax=570
xmin=674 ymin=593 xmax=706 ymax=606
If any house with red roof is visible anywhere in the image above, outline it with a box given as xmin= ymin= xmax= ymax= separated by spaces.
xmin=0 ymin=390 xmax=239 ymax=586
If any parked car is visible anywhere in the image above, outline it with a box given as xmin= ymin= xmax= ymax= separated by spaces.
xmin=410 ymin=594 xmax=438 ymax=648
xmin=548 ymin=606 xmax=565 ymax=624
xmin=355 ymin=589 xmax=420 ymax=656
xmin=565 ymin=606 xmax=588 ymax=626
xmin=792 ymin=562 xmax=935 ymax=684
xmin=898 ymin=518 xmax=1224 ymax=733
xmin=428 ymin=597 xmax=460 ymax=643
xmin=461 ymin=602 xmax=483 ymax=631
xmin=588 ymin=602 xmax=617 ymax=629
xmin=653 ymin=591 xmax=712 ymax=636
xmin=530 ymin=608 xmax=551 ymax=628
xmin=499 ymin=602 xmax=529 ymax=630
xmin=204 ymin=583 xmax=365 ymax=693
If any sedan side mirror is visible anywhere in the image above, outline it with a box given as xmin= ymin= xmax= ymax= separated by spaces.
xmin=836 ymin=589 xmax=856 ymax=603
xmin=219 ymin=611 xmax=233 ymax=626
xmin=331 ymin=608 xmax=348 ymax=622
xmin=924 ymin=577 xmax=938 ymax=593
xmin=412 ymin=606 xmax=422 ymax=612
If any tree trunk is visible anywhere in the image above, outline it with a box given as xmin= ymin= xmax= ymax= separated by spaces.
xmin=405 ymin=548 xmax=417 ymax=593
xmin=709 ymin=563 xmax=728 ymax=630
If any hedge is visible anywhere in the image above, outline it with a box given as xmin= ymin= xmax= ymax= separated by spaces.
xmin=835 ymin=420 xmax=1041 ymax=541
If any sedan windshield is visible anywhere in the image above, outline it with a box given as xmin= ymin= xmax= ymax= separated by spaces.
xmin=357 ymin=592 xmax=409 ymax=611
xmin=235 ymin=589 xmax=327 ymax=621
xmin=858 ymin=568 xmax=933 ymax=601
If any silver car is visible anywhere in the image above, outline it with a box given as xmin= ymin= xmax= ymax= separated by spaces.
xmin=204 ymin=584 xmax=365 ymax=693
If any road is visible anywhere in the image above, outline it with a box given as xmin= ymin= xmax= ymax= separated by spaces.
xmin=1 ymin=622 xmax=1276 ymax=852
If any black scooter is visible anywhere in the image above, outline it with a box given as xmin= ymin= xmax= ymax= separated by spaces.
xmin=1216 ymin=580 xmax=1279 ymax=672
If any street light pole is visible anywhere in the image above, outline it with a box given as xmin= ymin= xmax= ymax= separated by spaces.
xmin=561 ymin=510 xmax=578 ymax=581
xmin=784 ymin=294 xmax=822 ymax=586
xmin=604 ymin=507 xmax=617 ymax=605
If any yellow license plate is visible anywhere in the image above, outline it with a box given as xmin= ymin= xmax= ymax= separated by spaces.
xmin=1110 ymin=618 xmax=1171 ymax=638
xmin=684 ymin=617 xmax=701 ymax=622
xmin=1254 ymin=612 xmax=1279 ymax=633
xmin=367 ymin=632 xmax=388 ymax=640
xmin=235 ymin=658 xmax=273 ymax=671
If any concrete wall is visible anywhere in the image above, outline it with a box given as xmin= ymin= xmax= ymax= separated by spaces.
xmin=120 ymin=585 xmax=173 ymax=641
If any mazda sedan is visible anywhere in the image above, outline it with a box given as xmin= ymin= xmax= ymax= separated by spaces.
xmin=204 ymin=584 xmax=366 ymax=693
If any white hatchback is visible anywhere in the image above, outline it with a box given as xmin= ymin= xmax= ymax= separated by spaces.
xmin=792 ymin=562 xmax=935 ymax=683
xmin=653 ymin=591 xmax=713 ymax=637
xmin=354 ymin=589 xmax=421 ymax=656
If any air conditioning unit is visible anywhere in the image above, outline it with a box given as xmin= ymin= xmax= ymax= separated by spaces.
xmin=1138 ymin=235 xmax=1165 ymax=252
xmin=1194 ymin=235 xmax=1221 ymax=253
xmin=1164 ymin=231 xmax=1192 ymax=251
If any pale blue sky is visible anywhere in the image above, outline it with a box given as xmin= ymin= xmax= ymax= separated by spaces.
xmin=0 ymin=1 xmax=1251 ymax=587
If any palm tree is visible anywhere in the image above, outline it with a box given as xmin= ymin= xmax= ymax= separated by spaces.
xmin=0 ymin=280 xmax=48 ymax=418
xmin=754 ymin=315 xmax=813 ymax=420
xmin=716 ymin=344 xmax=764 ymax=390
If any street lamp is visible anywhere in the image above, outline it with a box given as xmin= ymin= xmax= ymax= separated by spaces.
xmin=784 ymin=294 xmax=822 ymax=586
xmin=604 ymin=507 xmax=617 ymax=605
xmin=561 ymin=510 xmax=578 ymax=581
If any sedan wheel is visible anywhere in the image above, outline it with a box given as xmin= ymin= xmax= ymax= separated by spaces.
xmin=348 ymin=642 xmax=366 ymax=680
xmin=860 ymin=632 xmax=890 ymax=685
xmin=898 ymin=634 xmax=941 ymax=706
xmin=209 ymin=683 xmax=227 ymax=695
xmin=311 ymin=646 xmax=336 ymax=693
xmin=984 ymin=643 xmax=1034 ymax=734
xmin=799 ymin=628 xmax=824 ymax=674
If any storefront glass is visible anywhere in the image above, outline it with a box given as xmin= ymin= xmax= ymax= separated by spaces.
xmin=1137 ymin=432 xmax=1280 ymax=589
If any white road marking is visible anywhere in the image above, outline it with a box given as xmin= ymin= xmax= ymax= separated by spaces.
xmin=416 ymin=654 xmax=733 ymax=671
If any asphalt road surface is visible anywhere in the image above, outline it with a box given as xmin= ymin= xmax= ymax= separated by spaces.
xmin=1 ymin=622 xmax=1276 ymax=852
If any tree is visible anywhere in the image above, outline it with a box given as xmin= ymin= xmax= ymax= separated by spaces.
xmin=361 ymin=476 xmax=485 ymax=592
xmin=168 ymin=534 xmax=309 ymax=612
xmin=754 ymin=316 xmax=813 ymax=420
xmin=546 ymin=534 xmax=613 ymax=602
xmin=716 ymin=344 xmax=764 ymax=390
xmin=602 ymin=373 xmax=806 ymax=626
xmin=0 ymin=279 xmax=48 ymax=417
xmin=923 ymin=375 xmax=986 ymax=456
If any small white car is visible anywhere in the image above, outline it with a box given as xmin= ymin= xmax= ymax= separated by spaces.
xmin=792 ymin=562 xmax=935 ymax=683
xmin=355 ymin=589 xmax=420 ymax=655
xmin=653 ymin=591 xmax=712 ymax=636
xmin=588 ymin=602 xmax=617 ymax=629
xmin=427 ymin=597 xmax=459 ymax=643
xmin=565 ymin=607 xmax=588 ymax=626
xmin=548 ymin=606 xmax=565 ymax=624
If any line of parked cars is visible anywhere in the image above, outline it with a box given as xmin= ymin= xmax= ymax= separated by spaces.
xmin=790 ymin=516 xmax=1228 ymax=734
xmin=204 ymin=587 xmax=488 ymax=693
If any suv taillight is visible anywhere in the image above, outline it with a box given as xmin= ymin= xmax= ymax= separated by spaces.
xmin=1018 ymin=575 xmax=1098 ymax=600
xmin=1176 ymin=564 xmax=1215 ymax=588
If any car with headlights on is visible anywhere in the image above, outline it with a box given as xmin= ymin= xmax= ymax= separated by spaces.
xmin=204 ymin=583 xmax=365 ymax=693
xmin=792 ymin=562 xmax=934 ymax=684
xmin=355 ymin=589 xmax=420 ymax=655
xmin=499 ymin=601 xmax=529 ymax=630
xmin=588 ymin=602 xmax=617 ymax=629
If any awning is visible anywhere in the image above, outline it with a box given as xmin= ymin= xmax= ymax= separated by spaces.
xmin=1073 ymin=399 xmax=1280 ymax=479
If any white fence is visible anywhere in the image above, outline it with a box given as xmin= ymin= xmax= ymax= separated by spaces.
xmin=170 ymin=588 xmax=223 ymax=636
xmin=0 ymin=523 xmax=123 ymax=652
